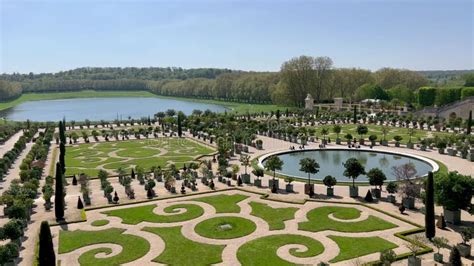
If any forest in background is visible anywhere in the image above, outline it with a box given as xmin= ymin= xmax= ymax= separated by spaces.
xmin=1 ymin=56 xmax=473 ymax=108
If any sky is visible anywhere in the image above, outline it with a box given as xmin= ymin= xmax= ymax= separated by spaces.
xmin=0 ymin=0 xmax=473 ymax=74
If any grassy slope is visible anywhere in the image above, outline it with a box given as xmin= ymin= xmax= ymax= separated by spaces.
xmin=0 ymin=90 xmax=287 ymax=113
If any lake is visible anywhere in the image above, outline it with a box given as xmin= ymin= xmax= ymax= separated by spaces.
xmin=0 ymin=97 xmax=228 ymax=121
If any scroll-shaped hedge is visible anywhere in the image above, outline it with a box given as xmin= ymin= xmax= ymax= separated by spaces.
xmin=59 ymin=228 xmax=150 ymax=266
xmin=237 ymin=234 xmax=324 ymax=265
xmin=102 ymin=203 xmax=204 ymax=225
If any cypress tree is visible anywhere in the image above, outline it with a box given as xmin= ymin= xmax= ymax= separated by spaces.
xmin=54 ymin=162 xmax=64 ymax=221
xmin=59 ymin=142 xmax=66 ymax=174
xmin=467 ymin=110 xmax=472 ymax=135
xmin=77 ymin=196 xmax=84 ymax=209
xmin=177 ymin=114 xmax=182 ymax=137
xmin=353 ymin=105 xmax=357 ymax=124
xmin=38 ymin=221 xmax=55 ymax=266
xmin=425 ymin=171 xmax=435 ymax=240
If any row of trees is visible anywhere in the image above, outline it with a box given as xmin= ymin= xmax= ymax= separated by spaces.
xmin=0 ymin=80 xmax=22 ymax=101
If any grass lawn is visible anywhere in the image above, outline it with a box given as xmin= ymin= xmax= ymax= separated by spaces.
xmin=0 ymin=90 xmax=288 ymax=113
xmin=102 ymin=203 xmax=204 ymax=225
xmin=143 ymin=226 xmax=225 ymax=265
xmin=237 ymin=234 xmax=324 ymax=266
xmin=91 ymin=219 xmax=109 ymax=226
xmin=328 ymin=235 xmax=398 ymax=263
xmin=298 ymin=206 xmax=397 ymax=232
xmin=65 ymin=138 xmax=214 ymax=176
xmin=193 ymin=193 xmax=249 ymax=213
xmin=194 ymin=216 xmax=257 ymax=239
xmin=249 ymin=201 xmax=298 ymax=230
xmin=312 ymin=124 xmax=449 ymax=144
xmin=58 ymin=228 xmax=150 ymax=266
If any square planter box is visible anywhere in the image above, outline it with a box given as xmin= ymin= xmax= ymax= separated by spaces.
xmin=407 ymin=256 xmax=421 ymax=266
xmin=326 ymin=187 xmax=334 ymax=197
xmin=457 ymin=243 xmax=471 ymax=258
xmin=371 ymin=188 xmax=381 ymax=198
xmin=443 ymin=208 xmax=461 ymax=225
xmin=402 ymin=197 xmax=415 ymax=209
xmin=335 ymin=138 xmax=341 ymax=145
xmin=349 ymin=186 xmax=358 ymax=198
xmin=448 ymin=149 xmax=457 ymax=156
xmin=420 ymin=145 xmax=426 ymax=151
xmin=438 ymin=148 xmax=445 ymax=154
xmin=285 ymin=184 xmax=294 ymax=192
xmin=387 ymin=195 xmax=396 ymax=204
xmin=241 ymin=174 xmax=250 ymax=184
xmin=433 ymin=253 xmax=443 ymax=263
xmin=268 ymin=179 xmax=279 ymax=191
xmin=305 ymin=183 xmax=314 ymax=195
xmin=254 ymin=179 xmax=262 ymax=187
xmin=395 ymin=142 xmax=400 ymax=147
xmin=470 ymin=153 xmax=474 ymax=162
xmin=407 ymin=142 xmax=414 ymax=149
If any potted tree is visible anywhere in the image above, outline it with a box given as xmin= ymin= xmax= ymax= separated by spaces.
xmin=436 ymin=139 xmax=447 ymax=154
xmin=252 ymin=167 xmax=264 ymax=187
xmin=256 ymin=139 xmax=263 ymax=150
xmin=333 ymin=125 xmax=342 ymax=144
xmin=356 ymin=125 xmax=368 ymax=145
xmin=393 ymin=163 xmax=420 ymax=209
xmin=367 ymin=168 xmax=386 ymax=199
xmin=406 ymin=128 xmax=415 ymax=149
xmin=380 ymin=126 xmax=389 ymax=146
xmin=457 ymin=227 xmax=472 ymax=257
xmin=240 ymin=155 xmax=251 ymax=184
xmin=285 ymin=177 xmax=295 ymax=192
xmin=379 ymin=249 xmax=396 ymax=266
xmin=264 ymin=156 xmax=283 ymax=193
xmin=406 ymin=236 xmax=423 ymax=266
xmin=386 ymin=181 xmax=398 ymax=203
xmin=323 ymin=175 xmax=337 ymax=197
xmin=434 ymin=171 xmax=473 ymax=224
xmin=299 ymin=158 xmax=319 ymax=197
xmin=343 ymin=158 xmax=365 ymax=197
xmin=393 ymin=135 xmax=402 ymax=147
xmin=432 ymin=236 xmax=449 ymax=263
xmin=344 ymin=133 xmax=353 ymax=145
xmin=369 ymin=135 xmax=377 ymax=146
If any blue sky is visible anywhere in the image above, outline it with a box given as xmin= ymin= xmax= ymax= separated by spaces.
xmin=0 ymin=0 xmax=472 ymax=73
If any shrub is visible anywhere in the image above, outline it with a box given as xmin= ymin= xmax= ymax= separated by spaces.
xmin=448 ymin=246 xmax=462 ymax=266
xmin=323 ymin=175 xmax=337 ymax=188
xmin=435 ymin=87 xmax=462 ymax=106
xmin=38 ymin=221 xmax=55 ymax=266
xmin=434 ymin=171 xmax=473 ymax=211
xmin=417 ymin=87 xmax=437 ymax=106
xmin=461 ymin=87 xmax=474 ymax=100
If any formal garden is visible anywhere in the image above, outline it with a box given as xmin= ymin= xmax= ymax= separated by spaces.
xmin=52 ymin=191 xmax=424 ymax=265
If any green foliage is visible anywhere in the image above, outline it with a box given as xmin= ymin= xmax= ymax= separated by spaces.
xmin=54 ymin=162 xmax=64 ymax=221
xmin=143 ymin=226 xmax=224 ymax=265
xmin=461 ymin=86 xmax=474 ymax=99
xmin=342 ymin=158 xmax=365 ymax=186
xmin=417 ymin=87 xmax=437 ymax=106
xmin=463 ymin=72 xmax=474 ymax=86
xmin=0 ymin=80 xmax=22 ymax=101
xmin=448 ymin=246 xmax=462 ymax=266
xmin=249 ymin=201 xmax=297 ymax=230
xmin=435 ymin=87 xmax=462 ymax=106
xmin=323 ymin=175 xmax=337 ymax=188
xmin=355 ymin=83 xmax=389 ymax=101
xmin=299 ymin=157 xmax=320 ymax=183
xmin=367 ymin=168 xmax=386 ymax=188
xmin=38 ymin=221 xmax=55 ymax=266
xmin=434 ymin=171 xmax=474 ymax=211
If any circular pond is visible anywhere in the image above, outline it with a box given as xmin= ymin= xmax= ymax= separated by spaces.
xmin=260 ymin=149 xmax=436 ymax=183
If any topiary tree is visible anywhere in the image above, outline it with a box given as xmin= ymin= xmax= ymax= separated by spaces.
xmin=38 ymin=221 xmax=55 ymax=266
xmin=367 ymin=168 xmax=386 ymax=190
xmin=264 ymin=156 xmax=283 ymax=193
xmin=434 ymin=171 xmax=473 ymax=224
xmin=364 ymin=189 xmax=373 ymax=202
xmin=343 ymin=158 xmax=365 ymax=187
xmin=299 ymin=157 xmax=320 ymax=196
xmin=425 ymin=171 xmax=435 ymax=240
xmin=77 ymin=196 xmax=84 ymax=210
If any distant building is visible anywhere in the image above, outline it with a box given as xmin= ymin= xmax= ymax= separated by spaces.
xmin=305 ymin=94 xmax=314 ymax=110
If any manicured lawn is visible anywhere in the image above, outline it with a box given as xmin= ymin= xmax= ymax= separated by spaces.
xmin=312 ymin=124 xmax=449 ymax=144
xmin=58 ymin=228 xmax=150 ymax=266
xmin=193 ymin=193 xmax=249 ymax=213
xmin=65 ymin=138 xmax=214 ymax=176
xmin=102 ymin=203 xmax=204 ymax=225
xmin=328 ymin=235 xmax=398 ymax=263
xmin=195 ymin=216 xmax=256 ymax=239
xmin=249 ymin=201 xmax=298 ymax=230
xmin=237 ymin=234 xmax=324 ymax=266
xmin=143 ymin=226 xmax=225 ymax=265
xmin=91 ymin=219 xmax=109 ymax=226
xmin=298 ymin=206 xmax=397 ymax=232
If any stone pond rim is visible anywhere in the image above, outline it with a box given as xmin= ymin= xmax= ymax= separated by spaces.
xmin=258 ymin=147 xmax=439 ymax=183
